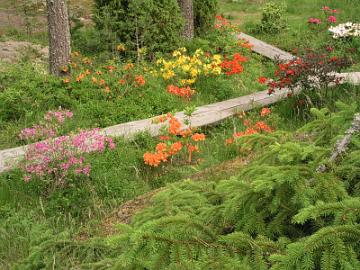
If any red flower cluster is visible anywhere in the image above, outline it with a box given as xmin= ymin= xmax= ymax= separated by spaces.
xmin=167 ymin=85 xmax=195 ymax=99
xmin=220 ymin=53 xmax=247 ymax=75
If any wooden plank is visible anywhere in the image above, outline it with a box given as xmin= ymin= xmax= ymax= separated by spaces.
xmin=1 ymin=31 xmax=360 ymax=173
xmin=238 ymin=32 xmax=294 ymax=61
xmin=1 ymin=69 xmax=359 ymax=173
xmin=0 ymin=88 xmax=295 ymax=173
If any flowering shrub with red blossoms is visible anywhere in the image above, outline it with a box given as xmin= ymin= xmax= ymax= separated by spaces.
xmin=144 ymin=113 xmax=206 ymax=167
xmin=266 ymin=49 xmax=351 ymax=96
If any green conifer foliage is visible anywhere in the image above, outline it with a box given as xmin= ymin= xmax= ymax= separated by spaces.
xmin=100 ymin=102 xmax=360 ymax=269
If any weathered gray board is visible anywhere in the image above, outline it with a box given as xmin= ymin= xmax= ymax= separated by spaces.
xmin=1 ymin=33 xmax=360 ymax=173
xmin=238 ymin=32 xmax=294 ymax=61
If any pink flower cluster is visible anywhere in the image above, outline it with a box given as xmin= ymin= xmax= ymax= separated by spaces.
xmin=308 ymin=18 xmax=322 ymax=25
xmin=19 ymin=108 xmax=73 ymax=142
xmin=308 ymin=6 xmax=338 ymax=26
xmin=44 ymin=108 xmax=73 ymax=123
xmin=22 ymin=128 xmax=116 ymax=184
xmin=19 ymin=125 xmax=56 ymax=141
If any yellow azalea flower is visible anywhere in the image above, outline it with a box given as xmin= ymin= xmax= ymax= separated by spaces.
xmin=186 ymin=78 xmax=196 ymax=85
xmin=190 ymin=68 xmax=199 ymax=78
xmin=212 ymin=66 xmax=222 ymax=75
xmin=179 ymin=47 xmax=187 ymax=53
xmin=182 ymin=64 xmax=191 ymax=72
xmin=213 ymin=54 xmax=222 ymax=63
xmin=195 ymin=49 xmax=204 ymax=56
xmin=180 ymin=79 xmax=187 ymax=85
xmin=156 ymin=58 xmax=165 ymax=65
xmin=172 ymin=50 xmax=181 ymax=57
xmin=116 ymin=43 xmax=126 ymax=52
xmin=162 ymin=70 xmax=175 ymax=80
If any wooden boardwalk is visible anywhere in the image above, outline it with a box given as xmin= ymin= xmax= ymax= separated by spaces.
xmin=1 ymin=33 xmax=360 ymax=173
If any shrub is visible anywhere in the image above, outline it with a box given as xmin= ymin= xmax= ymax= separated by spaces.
xmin=257 ymin=1 xmax=286 ymax=34
xmin=193 ymin=0 xmax=218 ymax=36
xmin=94 ymin=0 xmax=184 ymax=57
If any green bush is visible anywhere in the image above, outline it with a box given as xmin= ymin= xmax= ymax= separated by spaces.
xmin=193 ymin=0 xmax=218 ymax=36
xmin=257 ymin=1 xmax=286 ymax=34
xmin=94 ymin=0 xmax=219 ymax=56
xmin=94 ymin=0 xmax=184 ymax=57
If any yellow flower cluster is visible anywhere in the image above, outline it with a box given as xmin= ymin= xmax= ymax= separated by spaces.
xmin=153 ymin=48 xmax=223 ymax=86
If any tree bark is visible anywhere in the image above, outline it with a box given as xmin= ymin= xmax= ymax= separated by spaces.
xmin=178 ymin=0 xmax=194 ymax=39
xmin=46 ymin=0 xmax=71 ymax=76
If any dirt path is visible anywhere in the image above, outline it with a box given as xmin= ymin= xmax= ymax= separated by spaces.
xmin=0 ymin=40 xmax=48 ymax=63
xmin=92 ymin=155 xmax=253 ymax=238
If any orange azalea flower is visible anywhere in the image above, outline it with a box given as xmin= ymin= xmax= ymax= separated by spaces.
xmin=155 ymin=143 xmax=167 ymax=152
xmin=180 ymin=128 xmax=192 ymax=138
xmin=96 ymin=71 xmax=103 ymax=75
xmin=159 ymin=135 xmax=170 ymax=141
xmin=118 ymin=79 xmax=126 ymax=85
xmin=134 ymin=75 xmax=146 ymax=87
xmin=61 ymin=66 xmax=69 ymax=73
xmin=99 ymin=79 xmax=106 ymax=86
xmin=91 ymin=77 xmax=98 ymax=84
xmin=243 ymin=119 xmax=250 ymax=126
xmin=254 ymin=121 xmax=272 ymax=133
xmin=225 ymin=137 xmax=234 ymax=145
xmin=84 ymin=69 xmax=91 ymax=75
xmin=187 ymin=144 xmax=199 ymax=153
xmin=82 ymin=57 xmax=92 ymax=65
xmin=143 ymin=152 xmax=168 ymax=167
xmin=260 ymin=107 xmax=271 ymax=117
xmin=76 ymin=73 xmax=85 ymax=82
xmin=62 ymin=77 xmax=70 ymax=84
xmin=191 ymin=133 xmax=206 ymax=142
xmin=167 ymin=85 xmax=195 ymax=99
xmin=124 ymin=63 xmax=135 ymax=70
xmin=169 ymin=142 xmax=183 ymax=155
xmin=168 ymin=116 xmax=182 ymax=135
xmin=106 ymin=66 xmax=116 ymax=72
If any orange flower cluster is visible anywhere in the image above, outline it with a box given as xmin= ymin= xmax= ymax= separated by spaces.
xmin=144 ymin=114 xmax=206 ymax=167
xmin=135 ymin=75 xmax=146 ymax=87
xmin=238 ymin=38 xmax=254 ymax=50
xmin=225 ymin=108 xmax=273 ymax=145
xmin=167 ymin=85 xmax=195 ymax=99
xmin=220 ymin=53 xmax=248 ymax=76
xmin=260 ymin=107 xmax=271 ymax=117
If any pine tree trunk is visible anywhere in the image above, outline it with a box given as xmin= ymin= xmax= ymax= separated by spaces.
xmin=178 ymin=0 xmax=194 ymax=39
xmin=46 ymin=0 xmax=71 ymax=76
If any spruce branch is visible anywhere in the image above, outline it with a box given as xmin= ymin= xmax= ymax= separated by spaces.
xmin=317 ymin=113 xmax=360 ymax=173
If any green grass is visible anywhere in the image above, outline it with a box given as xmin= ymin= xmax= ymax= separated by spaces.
xmin=1 ymin=0 xmax=360 ymax=268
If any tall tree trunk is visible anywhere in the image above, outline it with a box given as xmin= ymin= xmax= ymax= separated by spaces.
xmin=178 ymin=0 xmax=194 ymax=39
xmin=46 ymin=0 xmax=71 ymax=76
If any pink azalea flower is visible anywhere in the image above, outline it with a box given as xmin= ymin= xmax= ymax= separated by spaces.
xmin=328 ymin=16 xmax=337 ymax=23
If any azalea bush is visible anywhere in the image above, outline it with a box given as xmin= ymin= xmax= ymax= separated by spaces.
xmin=19 ymin=110 xmax=116 ymax=190
xmin=265 ymin=48 xmax=351 ymax=98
